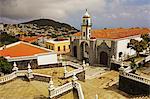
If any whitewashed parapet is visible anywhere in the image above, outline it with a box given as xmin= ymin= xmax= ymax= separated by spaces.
xmin=62 ymin=61 xmax=82 ymax=69
xmin=145 ymin=55 xmax=150 ymax=62
xmin=120 ymin=72 xmax=150 ymax=85
xmin=33 ymin=73 xmax=51 ymax=78
xmin=0 ymin=70 xmax=28 ymax=84
xmin=49 ymin=82 xmax=73 ymax=98
xmin=0 ymin=72 xmax=17 ymax=84
xmin=16 ymin=70 xmax=27 ymax=76
xmin=64 ymin=68 xmax=84 ymax=78
xmin=74 ymin=81 xmax=84 ymax=99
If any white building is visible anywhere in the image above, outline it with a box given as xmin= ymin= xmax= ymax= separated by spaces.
xmin=0 ymin=41 xmax=58 ymax=69
xmin=70 ymin=10 xmax=150 ymax=68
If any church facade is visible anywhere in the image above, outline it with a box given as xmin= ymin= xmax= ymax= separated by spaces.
xmin=70 ymin=10 xmax=150 ymax=68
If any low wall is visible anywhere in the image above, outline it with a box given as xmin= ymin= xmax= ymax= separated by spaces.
xmin=10 ymin=60 xmax=62 ymax=70
xmin=119 ymin=75 xmax=150 ymax=95
xmin=110 ymin=63 xmax=121 ymax=71
xmin=32 ymin=73 xmax=51 ymax=83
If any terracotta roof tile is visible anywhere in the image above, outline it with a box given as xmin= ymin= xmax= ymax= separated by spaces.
xmin=73 ymin=28 xmax=150 ymax=39
xmin=0 ymin=42 xmax=49 ymax=58
xmin=19 ymin=36 xmax=40 ymax=43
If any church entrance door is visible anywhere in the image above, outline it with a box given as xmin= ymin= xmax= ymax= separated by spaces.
xmin=100 ymin=51 xmax=108 ymax=66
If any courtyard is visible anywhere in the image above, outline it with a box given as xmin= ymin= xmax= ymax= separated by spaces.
xmin=0 ymin=65 xmax=130 ymax=99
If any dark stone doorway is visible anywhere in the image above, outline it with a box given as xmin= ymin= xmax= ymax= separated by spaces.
xmin=73 ymin=46 xmax=77 ymax=57
xmin=100 ymin=51 xmax=108 ymax=66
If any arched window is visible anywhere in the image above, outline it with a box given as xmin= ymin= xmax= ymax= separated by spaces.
xmin=83 ymin=32 xmax=86 ymax=36
xmin=83 ymin=19 xmax=85 ymax=25
xmin=119 ymin=52 xmax=123 ymax=57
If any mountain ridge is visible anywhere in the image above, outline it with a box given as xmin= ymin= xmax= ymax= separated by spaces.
xmin=21 ymin=19 xmax=78 ymax=31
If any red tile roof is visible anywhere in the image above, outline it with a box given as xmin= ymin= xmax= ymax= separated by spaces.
xmin=73 ymin=28 xmax=150 ymax=39
xmin=0 ymin=42 xmax=49 ymax=58
xmin=19 ymin=36 xmax=40 ymax=43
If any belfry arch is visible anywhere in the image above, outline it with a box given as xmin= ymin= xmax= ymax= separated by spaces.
xmin=80 ymin=41 xmax=90 ymax=63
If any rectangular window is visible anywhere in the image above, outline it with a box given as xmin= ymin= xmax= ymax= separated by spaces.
xmin=51 ymin=46 xmax=54 ymax=50
xmin=69 ymin=45 xmax=70 ymax=49
xmin=58 ymin=46 xmax=60 ymax=51
xmin=63 ymin=46 xmax=66 ymax=51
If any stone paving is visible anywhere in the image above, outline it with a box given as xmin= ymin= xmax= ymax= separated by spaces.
xmin=85 ymin=65 xmax=107 ymax=79
xmin=80 ymin=71 xmax=127 ymax=99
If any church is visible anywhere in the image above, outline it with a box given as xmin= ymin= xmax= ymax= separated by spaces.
xmin=70 ymin=10 xmax=150 ymax=68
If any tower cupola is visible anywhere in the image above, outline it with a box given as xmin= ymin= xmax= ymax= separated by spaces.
xmin=81 ymin=9 xmax=92 ymax=39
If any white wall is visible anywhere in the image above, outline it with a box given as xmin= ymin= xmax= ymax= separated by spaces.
xmin=116 ymin=36 xmax=142 ymax=60
xmin=0 ymin=24 xmax=4 ymax=31
xmin=37 ymin=53 xmax=58 ymax=65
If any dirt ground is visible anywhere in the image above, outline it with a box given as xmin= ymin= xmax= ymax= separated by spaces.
xmin=0 ymin=67 xmax=138 ymax=99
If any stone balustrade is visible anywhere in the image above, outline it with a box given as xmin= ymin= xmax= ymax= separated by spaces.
xmin=64 ymin=68 xmax=84 ymax=78
xmin=120 ymin=71 xmax=150 ymax=85
xmin=0 ymin=72 xmax=17 ymax=84
xmin=74 ymin=81 xmax=84 ymax=99
xmin=145 ymin=55 xmax=150 ymax=62
xmin=33 ymin=73 xmax=51 ymax=82
xmin=16 ymin=70 xmax=27 ymax=76
xmin=62 ymin=61 xmax=82 ymax=69
xmin=49 ymin=81 xmax=84 ymax=99
xmin=49 ymin=82 xmax=73 ymax=98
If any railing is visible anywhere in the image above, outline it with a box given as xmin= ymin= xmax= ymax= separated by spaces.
xmin=33 ymin=73 xmax=51 ymax=82
xmin=64 ymin=61 xmax=82 ymax=69
xmin=120 ymin=72 xmax=150 ymax=85
xmin=124 ymin=66 xmax=132 ymax=73
xmin=33 ymin=73 xmax=51 ymax=78
xmin=0 ymin=72 xmax=17 ymax=84
xmin=50 ymin=81 xmax=84 ymax=99
xmin=145 ymin=55 xmax=150 ymax=62
xmin=16 ymin=70 xmax=27 ymax=76
xmin=0 ymin=70 xmax=28 ymax=84
xmin=74 ymin=81 xmax=84 ymax=99
xmin=50 ymin=82 xmax=73 ymax=98
xmin=64 ymin=68 xmax=84 ymax=78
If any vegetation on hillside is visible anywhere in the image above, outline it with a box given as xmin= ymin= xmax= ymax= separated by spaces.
xmin=0 ymin=32 xmax=19 ymax=47
xmin=22 ymin=19 xmax=78 ymax=31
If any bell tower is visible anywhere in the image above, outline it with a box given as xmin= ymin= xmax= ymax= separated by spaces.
xmin=81 ymin=9 xmax=92 ymax=39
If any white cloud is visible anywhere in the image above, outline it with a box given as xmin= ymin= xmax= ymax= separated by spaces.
xmin=0 ymin=0 xmax=150 ymax=28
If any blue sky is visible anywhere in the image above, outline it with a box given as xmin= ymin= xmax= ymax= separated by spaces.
xmin=0 ymin=0 xmax=150 ymax=29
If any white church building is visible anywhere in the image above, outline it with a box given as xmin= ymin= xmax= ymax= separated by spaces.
xmin=70 ymin=10 xmax=150 ymax=68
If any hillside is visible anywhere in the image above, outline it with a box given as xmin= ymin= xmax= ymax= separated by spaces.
xmin=22 ymin=19 xmax=78 ymax=31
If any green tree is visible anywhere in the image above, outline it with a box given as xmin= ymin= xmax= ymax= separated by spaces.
xmin=0 ymin=57 xmax=12 ymax=74
xmin=141 ymin=33 xmax=149 ymax=43
xmin=0 ymin=32 xmax=19 ymax=47
xmin=127 ymin=39 xmax=143 ymax=57
xmin=141 ymin=33 xmax=150 ymax=52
